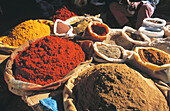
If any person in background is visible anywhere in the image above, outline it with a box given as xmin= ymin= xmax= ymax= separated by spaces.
xmin=108 ymin=0 xmax=159 ymax=29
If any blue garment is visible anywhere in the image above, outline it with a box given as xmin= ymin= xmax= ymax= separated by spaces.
xmin=39 ymin=97 xmax=58 ymax=111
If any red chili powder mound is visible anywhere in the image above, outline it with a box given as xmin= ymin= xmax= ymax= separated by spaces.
xmin=49 ymin=6 xmax=77 ymax=21
xmin=14 ymin=36 xmax=85 ymax=85
xmin=91 ymin=25 xmax=107 ymax=36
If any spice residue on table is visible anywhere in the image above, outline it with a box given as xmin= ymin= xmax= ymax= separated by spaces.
xmin=14 ymin=36 xmax=85 ymax=85
xmin=73 ymin=64 xmax=169 ymax=111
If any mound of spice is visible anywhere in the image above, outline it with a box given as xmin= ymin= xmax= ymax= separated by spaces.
xmin=49 ymin=6 xmax=77 ymax=21
xmin=2 ymin=19 xmax=51 ymax=46
xmin=73 ymin=64 xmax=169 ymax=111
xmin=98 ymin=45 xmax=122 ymax=59
xmin=138 ymin=49 xmax=170 ymax=66
xmin=14 ymin=36 xmax=85 ymax=85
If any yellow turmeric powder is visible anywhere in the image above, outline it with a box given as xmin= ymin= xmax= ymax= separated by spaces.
xmin=2 ymin=19 xmax=51 ymax=46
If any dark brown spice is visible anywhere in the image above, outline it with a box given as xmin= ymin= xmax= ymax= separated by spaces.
xmin=91 ymin=25 xmax=107 ymax=36
xmin=138 ymin=49 xmax=170 ymax=66
xmin=125 ymin=31 xmax=144 ymax=41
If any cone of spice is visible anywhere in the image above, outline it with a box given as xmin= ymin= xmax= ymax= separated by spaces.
xmin=82 ymin=22 xmax=110 ymax=41
xmin=54 ymin=19 xmax=74 ymax=37
xmin=128 ymin=47 xmax=170 ymax=82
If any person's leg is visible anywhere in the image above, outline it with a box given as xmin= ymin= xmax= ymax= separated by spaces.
xmin=135 ymin=3 xmax=154 ymax=29
xmin=109 ymin=2 xmax=129 ymax=27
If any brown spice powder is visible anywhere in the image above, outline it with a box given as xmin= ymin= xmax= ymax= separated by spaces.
xmin=98 ymin=45 xmax=122 ymax=59
xmin=73 ymin=64 xmax=169 ymax=111
xmin=91 ymin=25 xmax=107 ymax=36
xmin=138 ymin=49 xmax=170 ymax=66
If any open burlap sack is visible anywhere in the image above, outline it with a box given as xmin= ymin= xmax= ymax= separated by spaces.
xmin=122 ymin=26 xmax=151 ymax=46
xmin=63 ymin=63 xmax=169 ymax=111
xmin=163 ymin=25 xmax=170 ymax=37
xmin=93 ymin=42 xmax=133 ymax=63
xmin=127 ymin=47 xmax=170 ymax=83
xmin=21 ymin=62 xmax=91 ymax=111
xmin=4 ymin=36 xmax=93 ymax=96
xmin=0 ymin=19 xmax=54 ymax=54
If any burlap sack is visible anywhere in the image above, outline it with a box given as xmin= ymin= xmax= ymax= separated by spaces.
xmin=127 ymin=47 xmax=170 ymax=83
xmin=22 ymin=62 xmax=91 ymax=111
xmin=122 ymin=26 xmax=151 ymax=46
xmin=151 ymin=37 xmax=170 ymax=54
xmin=163 ymin=25 xmax=170 ymax=37
xmin=63 ymin=63 xmax=170 ymax=111
xmin=4 ymin=36 xmax=93 ymax=96
xmin=103 ymin=29 xmax=136 ymax=50
xmin=93 ymin=42 xmax=132 ymax=63
xmin=0 ymin=19 xmax=54 ymax=54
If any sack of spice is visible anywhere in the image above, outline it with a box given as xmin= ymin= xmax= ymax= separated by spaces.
xmin=103 ymin=28 xmax=136 ymax=50
xmin=93 ymin=42 xmax=131 ymax=63
xmin=65 ymin=15 xmax=103 ymax=36
xmin=4 ymin=35 xmax=88 ymax=96
xmin=63 ymin=63 xmax=169 ymax=111
xmin=122 ymin=26 xmax=151 ymax=47
xmin=151 ymin=37 xmax=170 ymax=54
xmin=0 ymin=19 xmax=54 ymax=54
xmin=163 ymin=25 xmax=170 ymax=37
xmin=82 ymin=22 xmax=110 ymax=41
xmin=53 ymin=19 xmax=75 ymax=37
xmin=127 ymin=47 xmax=170 ymax=83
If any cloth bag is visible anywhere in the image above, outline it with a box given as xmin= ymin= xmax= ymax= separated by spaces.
xmin=63 ymin=63 xmax=170 ymax=111
xmin=4 ymin=36 xmax=93 ymax=96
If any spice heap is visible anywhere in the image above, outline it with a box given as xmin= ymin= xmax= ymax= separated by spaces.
xmin=98 ymin=45 xmax=122 ymax=59
xmin=49 ymin=6 xmax=77 ymax=21
xmin=14 ymin=36 xmax=85 ymax=85
xmin=2 ymin=19 xmax=51 ymax=46
xmin=73 ymin=64 xmax=169 ymax=111
xmin=138 ymin=49 xmax=170 ymax=66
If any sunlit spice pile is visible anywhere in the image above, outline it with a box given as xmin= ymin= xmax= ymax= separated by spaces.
xmin=49 ymin=6 xmax=77 ymax=21
xmin=14 ymin=36 xmax=85 ymax=85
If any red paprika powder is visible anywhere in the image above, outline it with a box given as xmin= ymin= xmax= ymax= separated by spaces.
xmin=49 ymin=6 xmax=77 ymax=21
xmin=14 ymin=36 xmax=85 ymax=85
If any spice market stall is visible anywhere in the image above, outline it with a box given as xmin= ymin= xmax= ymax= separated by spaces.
xmin=0 ymin=2 xmax=170 ymax=111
